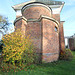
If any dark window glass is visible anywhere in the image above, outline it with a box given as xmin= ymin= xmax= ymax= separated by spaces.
xmin=55 ymin=27 xmax=58 ymax=32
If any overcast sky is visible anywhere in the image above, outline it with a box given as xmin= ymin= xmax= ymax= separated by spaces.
xmin=0 ymin=0 xmax=75 ymax=37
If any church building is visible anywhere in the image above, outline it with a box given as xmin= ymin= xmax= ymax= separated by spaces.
xmin=12 ymin=0 xmax=65 ymax=63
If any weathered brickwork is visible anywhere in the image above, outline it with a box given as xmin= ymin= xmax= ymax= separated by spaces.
xmin=15 ymin=18 xmax=27 ymax=35
xmin=14 ymin=2 xmax=65 ymax=63
xmin=41 ymin=19 xmax=59 ymax=62
xmin=26 ymin=22 xmax=42 ymax=53
xmin=59 ymin=21 xmax=65 ymax=51
xmin=52 ymin=14 xmax=60 ymax=22
xmin=69 ymin=38 xmax=75 ymax=51
xmin=22 ymin=6 xmax=51 ymax=19
xmin=42 ymin=53 xmax=59 ymax=62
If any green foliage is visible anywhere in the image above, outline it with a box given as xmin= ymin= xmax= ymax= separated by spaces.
xmin=0 ymin=51 xmax=75 ymax=75
xmin=60 ymin=48 xmax=73 ymax=61
xmin=0 ymin=29 xmax=36 ymax=72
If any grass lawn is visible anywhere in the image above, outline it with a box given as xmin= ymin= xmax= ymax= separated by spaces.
xmin=0 ymin=51 xmax=75 ymax=75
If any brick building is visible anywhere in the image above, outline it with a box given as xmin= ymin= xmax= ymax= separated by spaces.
xmin=12 ymin=0 xmax=65 ymax=63
xmin=65 ymin=34 xmax=75 ymax=51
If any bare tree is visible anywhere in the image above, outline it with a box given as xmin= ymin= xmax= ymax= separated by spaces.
xmin=0 ymin=15 xmax=15 ymax=41
xmin=0 ymin=15 xmax=12 ymax=42
xmin=0 ymin=15 xmax=9 ymax=34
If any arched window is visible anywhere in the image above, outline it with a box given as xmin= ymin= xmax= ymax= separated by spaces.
xmin=55 ymin=26 xmax=58 ymax=32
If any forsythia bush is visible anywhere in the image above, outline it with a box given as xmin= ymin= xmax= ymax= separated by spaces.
xmin=60 ymin=48 xmax=73 ymax=61
xmin=1 ymin=29 xmax=36 ymax=72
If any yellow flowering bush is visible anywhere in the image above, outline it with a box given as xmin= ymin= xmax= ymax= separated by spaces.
xmin=1 ymin=29 xmax=35 ymax=71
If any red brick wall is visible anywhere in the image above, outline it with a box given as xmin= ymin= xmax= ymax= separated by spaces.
xmin=22 ymin=6 xmax=51 ymax=19
xmin=21 ymin=5 xmax=52 ymax=63
xmin=59 ymin=22 xmax=65 ymax=51
xmin=14 ymin=4 xmax=62 ymax=63
xmin=15 ymin=19 xmax=22 ymax=29
xmin=41 ymin=19 xmax=59 ymax=62
xmin=52 ymin=14 xmax=60 ymax=22
xmin=15 ymin=19 xmax=27 ymax=35
xmin=53 ymin=14 xmax=65 ymax=52
xmin=69 ymin=38 xmax=75 ymax=51
xmin=25 ymin=21 xmax=42 ymax=63
xmin=26 ymin=22 xmax=42 ymax=53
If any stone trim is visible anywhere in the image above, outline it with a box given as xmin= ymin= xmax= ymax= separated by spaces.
xmin=43 ymin=53 xmax=59 ymax=56
xmin=21 ymin=2 xmax=52 ymax=14
xmin=41 ymin=15 xmax=59 ymax=26
xmin=14 ymin=15 xmax=59 ymax=27
xmin=12 ymin=0 xmax=65 ymax=10
xmin=27 ymin=15 xmax=59 ymax=26
xmin=14 ymin=16 xmax=27 ymax=25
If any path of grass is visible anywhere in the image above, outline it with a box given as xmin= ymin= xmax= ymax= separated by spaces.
xmin=0 ymin=51 xmax=75 ymax=75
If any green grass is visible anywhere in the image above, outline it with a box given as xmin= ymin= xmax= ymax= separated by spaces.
xmin=0 ymin=51 xmax=75 ymax=75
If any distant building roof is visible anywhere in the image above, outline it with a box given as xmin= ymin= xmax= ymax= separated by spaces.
xmin=71 ymin=34 xmax=75 ymax=38
xmin=65 ymin=36 xmax=70 ymax=39
xmin=65 ymin=34 xmax=75 ymax=39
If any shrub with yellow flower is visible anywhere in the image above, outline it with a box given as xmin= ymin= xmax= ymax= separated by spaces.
xmin=1 ymin=29 xmax=36 ymax=72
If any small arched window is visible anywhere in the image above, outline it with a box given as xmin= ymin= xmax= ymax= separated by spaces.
xmin=55 ymin=26 xmax=58 ymax=32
